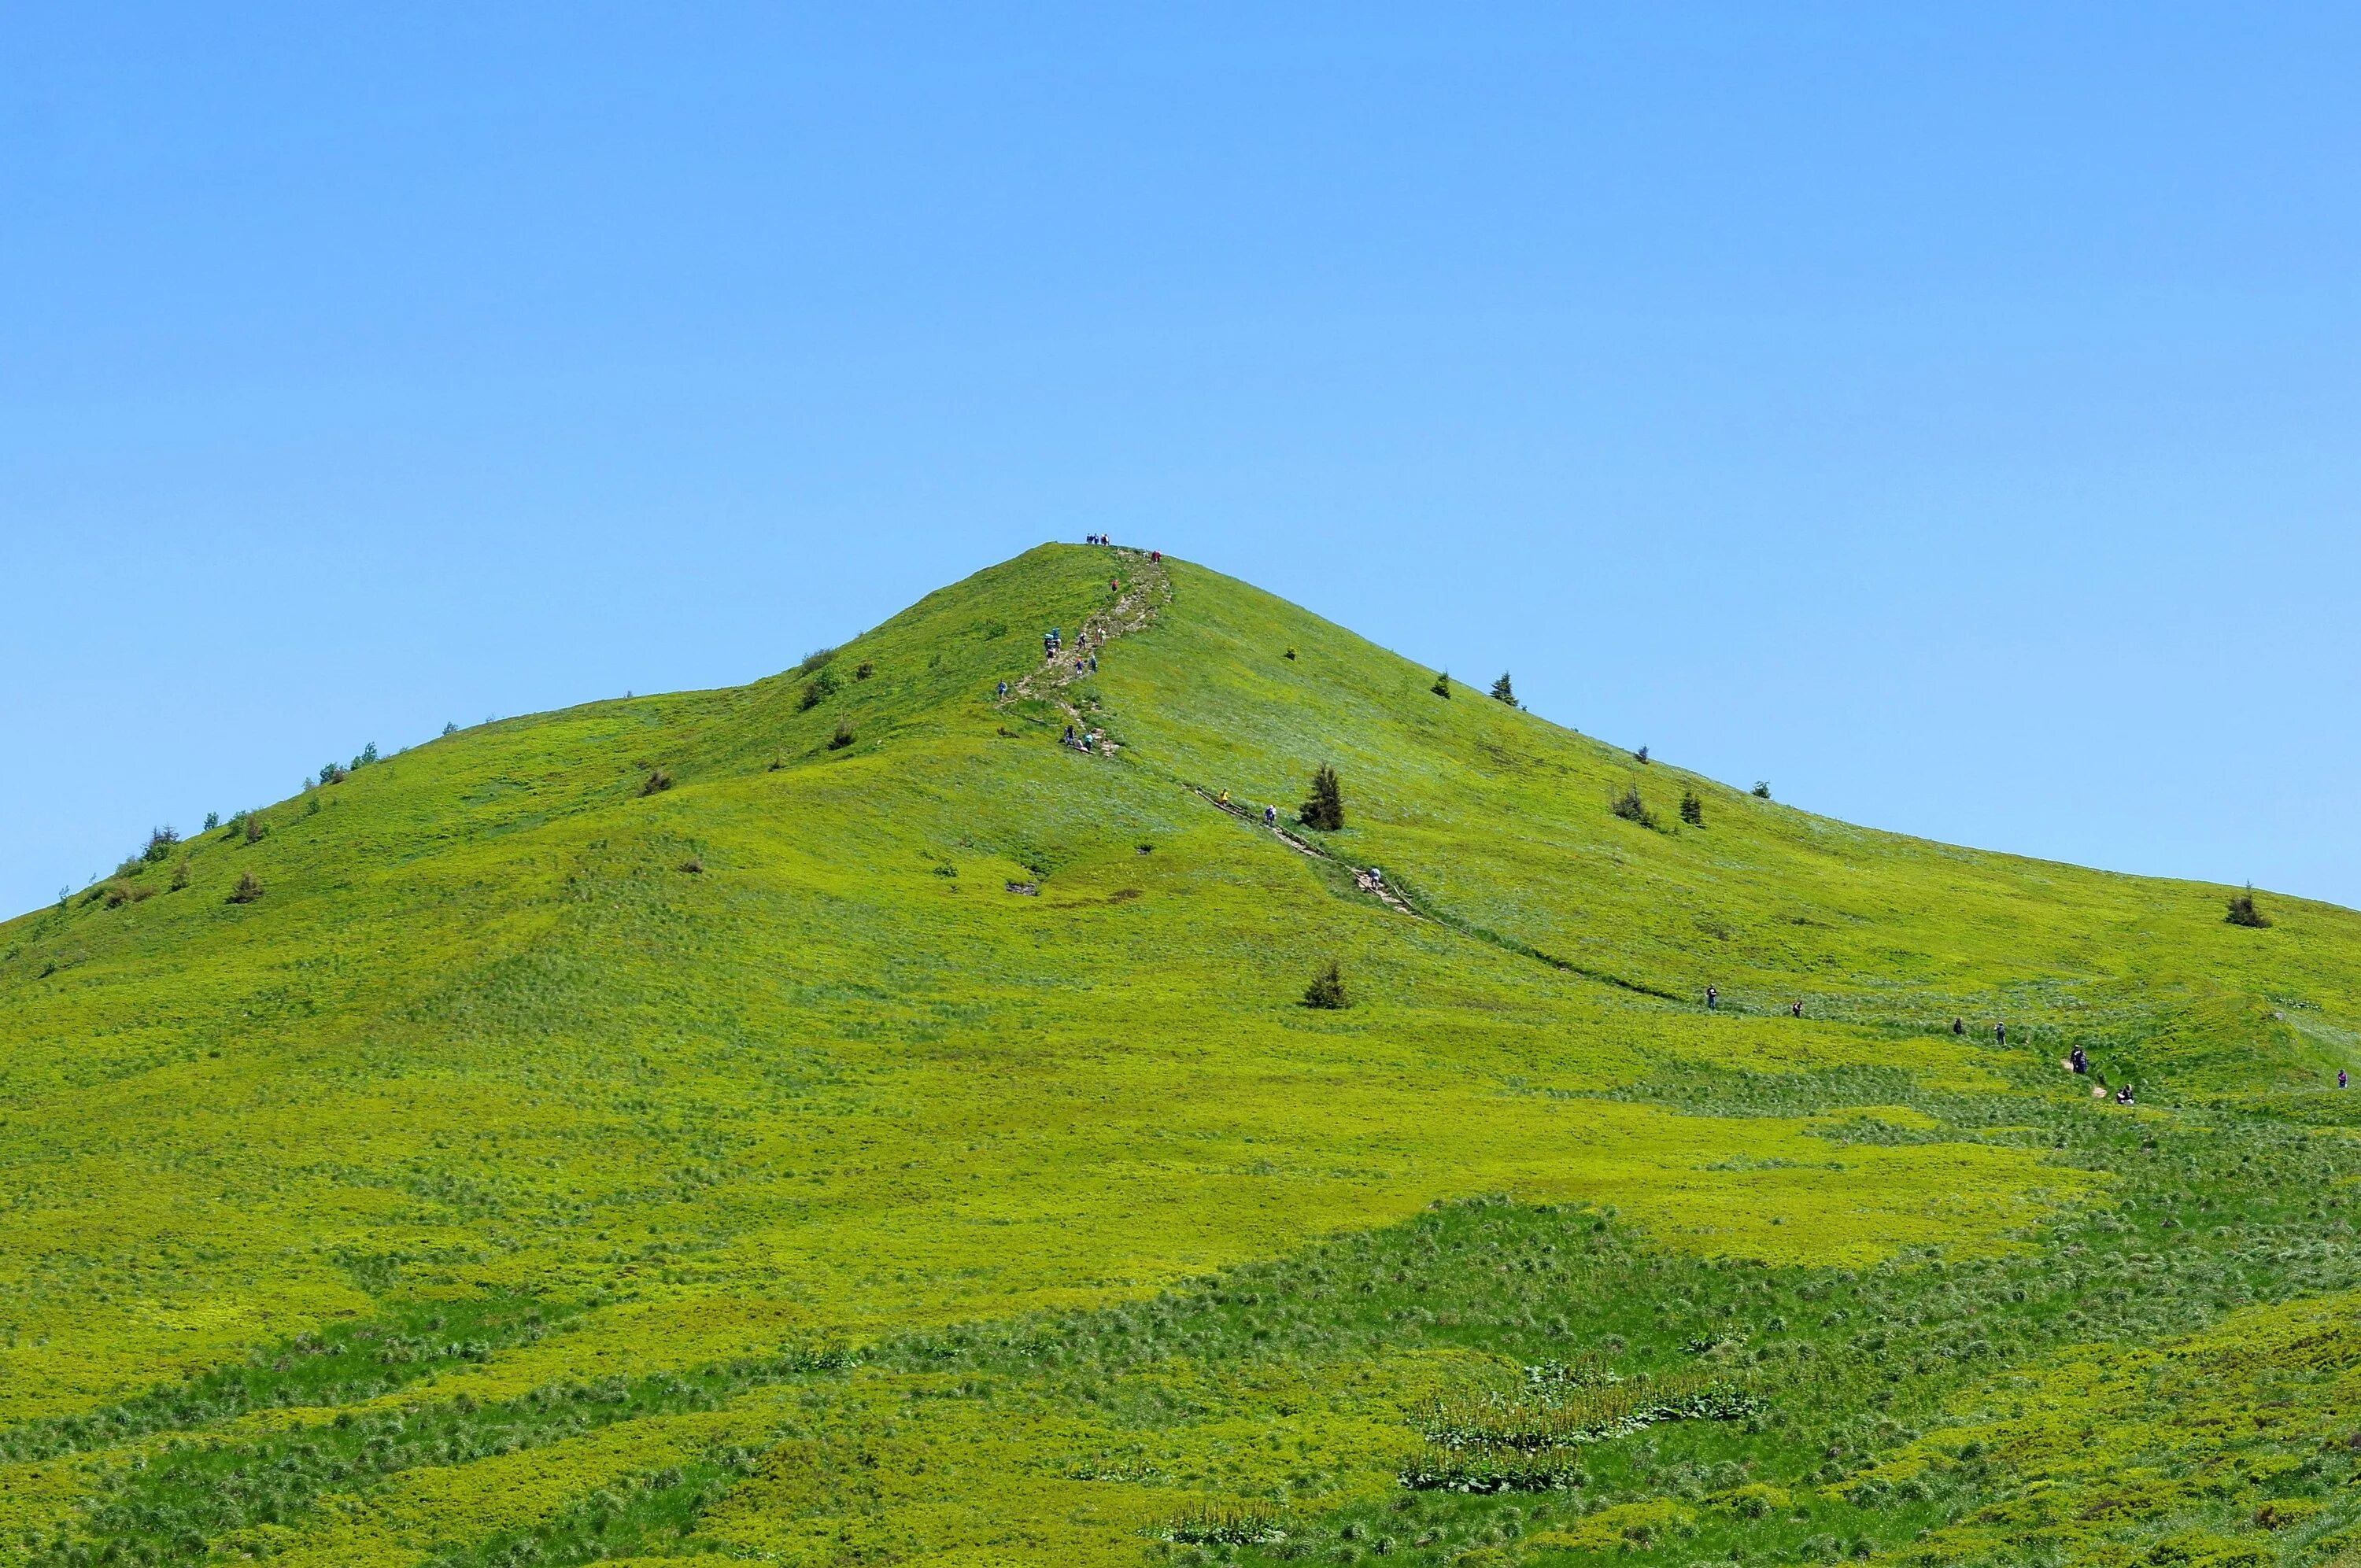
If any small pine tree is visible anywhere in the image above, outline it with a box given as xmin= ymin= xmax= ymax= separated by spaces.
xmin=1679 ymin=788 xmax=1704 ymax=827
xmin=442 ymin=721 xmax=459 ymax=736
xmin=2226 ymin=886 xmax=2271 ymax=928
xmin=1752 ymin=781 xmax=1772 ymax=799
xmin=243 ymin=813 xmax=264 ymax=844
xmin=142 ymin=827 xmax=180 ymax=863
xmin=202 ymin=811 xmax=220 ymax=832
xmin=1431 ymin=671 xmax=1451 ymax=699
xmin=1299 ymin=765 xmax=1344 ymax=831
xmin=1633 ymin=746 xmax=1650 ymax=764
xmin=854 ymin=661 xmax=874 ymax=681
xmin=1489 ymin=672 xmax=1516 ymax=706
xmin=227 ymin=872 xmax=264 ymax=905
xmin=1303 ymin=961 xmax=1349 ymax=1009
xmin=641 ymin=768 xmax=674 ymax=796
xmin=828 ymin=720 xmax=855 ymax=751
xmin=1611 ymin=784 xmax=1657 ymax=829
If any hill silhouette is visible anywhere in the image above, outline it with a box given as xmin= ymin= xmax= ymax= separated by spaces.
xmin=2 ymin=544 xmax=2358 ymax=1566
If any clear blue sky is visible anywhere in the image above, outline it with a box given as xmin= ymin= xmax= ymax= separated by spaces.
xmin=6 ymin=5 xmax=2358 ymax=917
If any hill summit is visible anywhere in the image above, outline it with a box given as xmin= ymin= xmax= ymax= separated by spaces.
xmin=3 ymin=544 xmax=2359 ymax=1566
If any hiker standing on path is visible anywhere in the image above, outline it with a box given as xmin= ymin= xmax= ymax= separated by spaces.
xmin=1953 ymin=1017 xmax=1964 ymax=1035
xmin=2069 ymin=1046 xmax=2088 ymax=1075
xmin=996 ymin=680 xmax=1007 ymax=699
xmin=1995 ymin=1021 xmax=2007 ymax=1046
xmin=1264 ymin=804 xmax=1277 ymax=828
xmin=1790 ymin=1000 xmax=1802 ymax=1018
xmin=1705 ymin=985 xmax=1718 ymax=1011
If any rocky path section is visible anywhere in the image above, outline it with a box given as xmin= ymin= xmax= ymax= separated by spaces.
xmin=1192 ymin=786 xmax=1424 ymax=920
xmin=1000 ymin=548 xmax=1172 ymax=752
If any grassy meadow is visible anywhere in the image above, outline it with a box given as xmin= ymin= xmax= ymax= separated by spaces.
xmin=2 ymin=544 xmax=2357 ymax=1566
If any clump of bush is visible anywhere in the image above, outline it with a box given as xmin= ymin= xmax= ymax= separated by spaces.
xmin=828 ymin=721 xmax=855 ymax=751
xmin=1634 ymin=745 xmax=1650 ymax=764
xmin=2226 ymin=887 xmax=2271 ymax=928
xmin=1491 ymin=672 xmax=1516 ymax=706
xmin=201 ymin=811 xmax=220 ymax=832
xmin=678 ymin=858 xmax=704 ymax=875
xmin=141 ymin=827 xmax=180 ymax=864
xmin=854 ymin=660 xmax=874 ymax=681
xmin=1612 ymin=784 xmax=1658 ymax=829
xmin=1753 ymin=781 xmax=1772 ymax=799
xmin=800 ymin=666 xmax=839 ymax=710
xmin=1303 ymin=961 xmax=1350 ymax=1009
xmin=169 ymin=858 xmax=191 ymax=892
xmin=242 ymin=813 xmax=264 ymax=845
xmin=1679 ymin=788 xmax=1705 ymax=827
xmin=640 ymin=769 xmax=673 ymax=797
xmin=1432 ymin=671 xmax=1451 ymax=698
xmin=227 ymin=873 xmax=264 ymax=905
xmin=1300 ymin=765 xmax=1344 ymax=831
xmin=796 ymin=647 xmax=836 ymax=675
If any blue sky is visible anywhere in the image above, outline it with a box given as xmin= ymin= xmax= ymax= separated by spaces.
xmin=5 ymin=4 xmax=2357 ymax=916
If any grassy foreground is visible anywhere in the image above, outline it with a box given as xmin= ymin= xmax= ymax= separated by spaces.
xmin=2 ymin=544 xmax=2357 ymax=1567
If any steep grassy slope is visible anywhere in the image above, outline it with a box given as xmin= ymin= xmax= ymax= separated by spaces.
xmin=0 ymin=544 xmax=2356 ymax=1568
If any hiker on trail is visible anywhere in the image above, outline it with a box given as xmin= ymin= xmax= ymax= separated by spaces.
xmin=1705 ymin=985 xmax=1718 ymax=1010
xmin=2115 ymin=1083 xmax=2135 ymax=1106
xmin=1790 ymin=1000 xmax=1803 ymax=1019
xmin=2341 ymin=1069 xmax=2349 ymax=1090
xmin=2069 ymin=1046 xmax=2088 ymax=1075
xmin=1218 ymin=789 xmax=1230 ymax=806
xmin=1089 ymin=654 xmax=1099 ymax=672
xmin=1369 ymin=868 xmax=1384 ymax=888
xmin=1995 ymin=1022 xmax=2007 ymax=1046
xmin=1063 ymin=725 xmax=1075 ymax=745
xmin=1264 ymin=804 xmax=1277 ymax=827
xmin=1110 ymin=577 xmax=1120 ymax=592
xmin=1151 ymin=549 xmax=1162 ymax=563
xmin=1953 ymin=1017 xmax=1965 ymax=1035
xmin=996 ymin=680 xmax=1008 ymax=699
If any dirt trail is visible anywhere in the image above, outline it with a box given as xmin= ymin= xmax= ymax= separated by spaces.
xmin=1192 ymin=787 xmax=1423 ymax=920
xmin=1000 ymin=548 xmax=1172 ymax=752
xmin=996 ymin=546 xmax=1420 ymax=921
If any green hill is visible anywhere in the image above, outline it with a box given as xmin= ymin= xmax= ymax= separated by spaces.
xmin=4 ymin=544 xmax=2359 ymax=1567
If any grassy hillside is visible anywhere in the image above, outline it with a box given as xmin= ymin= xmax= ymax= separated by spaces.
xmin=2 ymin=544 xmax=2358 ymax=1568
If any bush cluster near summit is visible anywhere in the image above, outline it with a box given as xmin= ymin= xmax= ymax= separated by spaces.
xmin=0 ymin=542 xmax=2353 ymax=1567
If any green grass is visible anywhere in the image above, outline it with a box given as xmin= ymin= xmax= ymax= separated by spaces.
xmin=1 ymin=543 xmax=2357 ymax=1566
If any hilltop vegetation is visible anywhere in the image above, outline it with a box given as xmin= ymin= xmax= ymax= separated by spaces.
xmin=1 ymin=544 xmax=2356 ymax=1566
